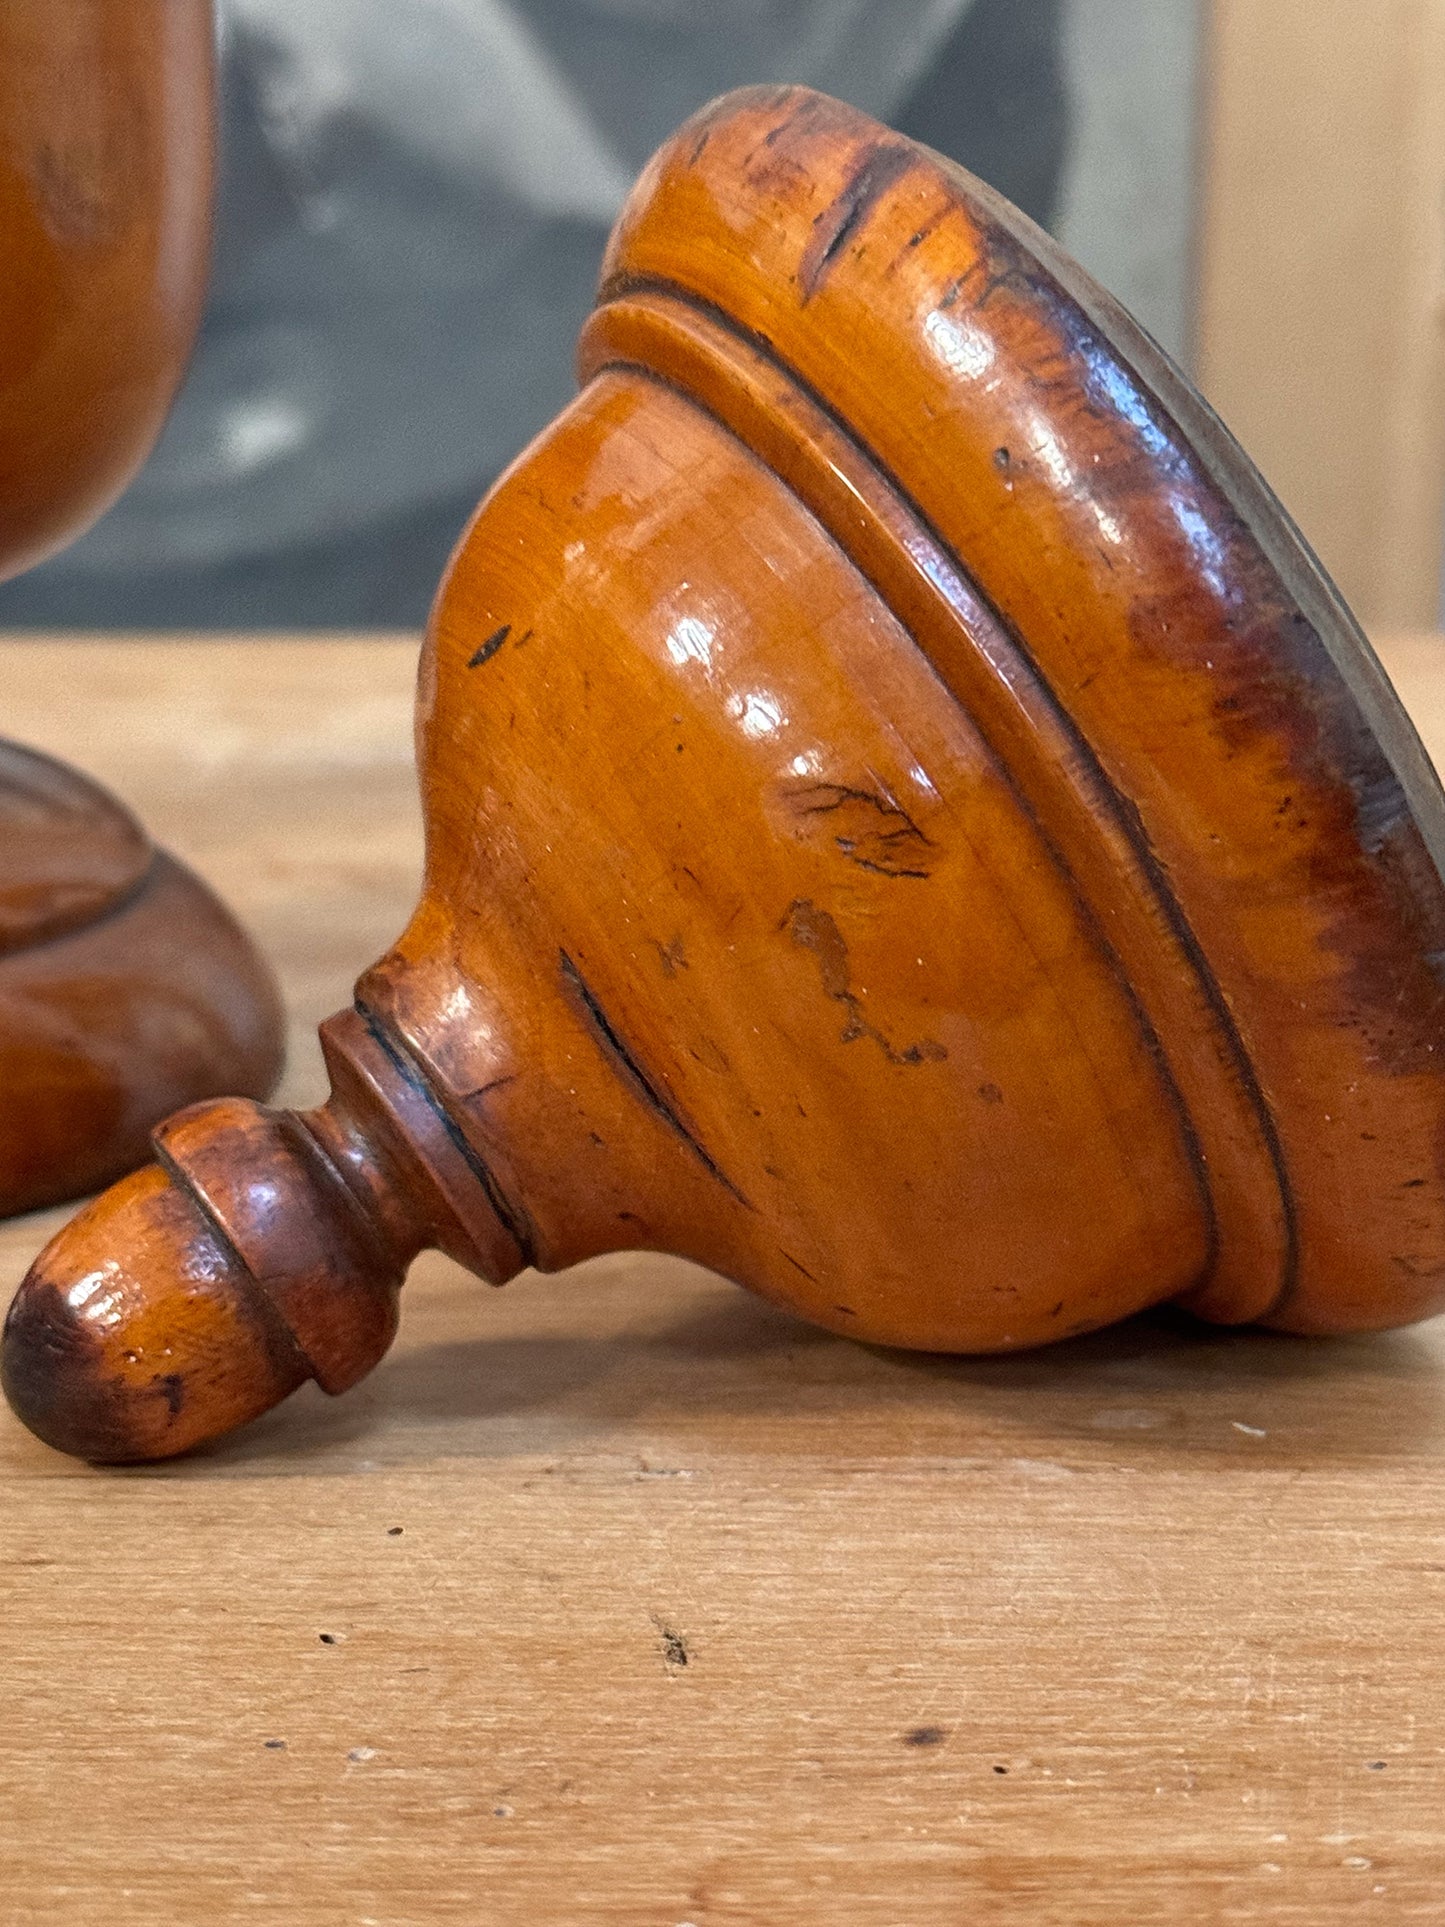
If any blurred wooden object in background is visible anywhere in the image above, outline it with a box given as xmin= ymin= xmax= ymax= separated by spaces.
xmin=0 ymin=0 xmax=284 ymax=1219
xmin=1197 ymin=0 xmax=1445 ymax=630
xmin=0 ymin=0 xmax=215 ymax=576
xmin=0 ymin=741 xmax=283 ymax=1218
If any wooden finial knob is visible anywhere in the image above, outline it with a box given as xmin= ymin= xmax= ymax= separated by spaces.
xmin=2 ymin=1011 xmax=522 ymax=1460
xmin=2 ymin=1160 xmax=312 ymax=1463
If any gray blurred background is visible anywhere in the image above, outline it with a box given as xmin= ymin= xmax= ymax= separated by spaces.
xmin=0 ymin=0 xmax=1203 ymax=631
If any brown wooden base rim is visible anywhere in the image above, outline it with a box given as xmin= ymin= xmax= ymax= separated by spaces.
xmin=0 ymin=847 xmax=287 ymax=1222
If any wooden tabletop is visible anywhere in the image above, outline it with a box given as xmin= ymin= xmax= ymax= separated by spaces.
xmin=4 ymin=633 xmax=1445 ymax=1925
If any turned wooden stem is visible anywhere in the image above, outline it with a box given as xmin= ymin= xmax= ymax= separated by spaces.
xmin=1 ymin=1010 xmax=522 ymax=1462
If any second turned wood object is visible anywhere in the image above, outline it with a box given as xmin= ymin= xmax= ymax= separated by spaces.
xmin=0 ymin=1 xmax=284 ymax=1221
xmin=7 ymin=85 xmax=1445 ymax=1462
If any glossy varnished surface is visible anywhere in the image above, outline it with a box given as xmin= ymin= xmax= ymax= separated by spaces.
xmin=592 ymin=85 xmax=1445 ymax=1337
xmin=398 ymin=367 xmax=1208 ymax=1347
xmin=12 ymin=87 xmax=1445 ymax=1466
xmin=0 ymin=0 xmax=214 ymax=580
xmin=5 ymin=635 xmax=1445 ymax=1922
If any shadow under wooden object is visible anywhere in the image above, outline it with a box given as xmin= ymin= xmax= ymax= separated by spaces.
xmin=7 ymin=84 xmax=1445 ymax=1464
xmin=0 ymin=2 xmax=284 ymax=1219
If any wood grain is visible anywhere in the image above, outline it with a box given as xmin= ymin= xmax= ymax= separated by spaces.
xmin=3 ymin=633 xmax=1445 ymax=1919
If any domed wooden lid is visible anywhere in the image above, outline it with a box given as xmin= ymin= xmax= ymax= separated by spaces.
xmin=583 ymin=85 xmax=1445 ymax=1336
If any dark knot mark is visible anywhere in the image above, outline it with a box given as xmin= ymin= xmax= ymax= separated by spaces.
xmin=796 ymin=140 xmax=915 ymax=303
xmin=467 ymin=624 xmax=532 ymax=669
xmin=783 ymin=899 xmax=947 ymax=1066
xmin=652 ymin=1617 xmax=690 ymax=1669
xmin=558 ymin=951 xmax=751 ymax=1208
xmin=786 ymin=781 xmax=933 ymax=879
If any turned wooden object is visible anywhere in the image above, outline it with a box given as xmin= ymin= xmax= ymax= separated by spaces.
xmin=0 ymin=1 xmax=284 ymax=1221
xmin=0 ymin=740 xmax=283 ymax=1218
xmin=0 ymin=0 xmax=214 ymax=576
xmin=9 ymin=84 xmax=1445 ymax=1463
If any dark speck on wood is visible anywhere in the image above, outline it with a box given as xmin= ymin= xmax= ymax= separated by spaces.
xmin=468 ymin=625 xmax=511 ymax=669
xmin=653 ymin=1617 xmax=690 ymax=1668
xmin=903 ymin=1726 xmax=947 ymax=1747
xmin=654 ymin=935 xmax=688 ymax=978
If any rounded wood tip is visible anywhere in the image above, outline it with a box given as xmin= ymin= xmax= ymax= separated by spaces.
xmin=0 ymin=1020 xmax=507 ymax=1463
xmin=2 ymin=1163 xmax=310 ymax=1462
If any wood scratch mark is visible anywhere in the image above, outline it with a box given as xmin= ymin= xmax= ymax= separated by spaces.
xmin=559 ymin=951 xmax=751 ymax=1207
xmin=796 ymin=141 xmax=915 ymax=303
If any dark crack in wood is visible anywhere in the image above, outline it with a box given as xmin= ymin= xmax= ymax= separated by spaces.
xmin=559 ymin=951 xmax=751 ymax=1207
xmin=796 ymin=141 xmax=915 ymax=303
xmin=786 ymin=780 xmax=934 ymax=878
